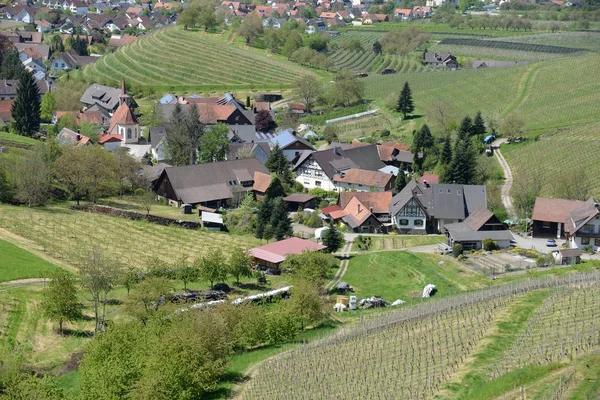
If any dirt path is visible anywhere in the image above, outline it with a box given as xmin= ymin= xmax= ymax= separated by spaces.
xmin=326 ymin=241 xmax=353 ymax=292
xmin=0 ymin=227 xmax=77 ymax=273
xmin=492 ymin=138 xmax=516 ymax=220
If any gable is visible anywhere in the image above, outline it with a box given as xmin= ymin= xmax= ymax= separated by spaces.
xmin=397 ymin=198 xmax=426 ymax=217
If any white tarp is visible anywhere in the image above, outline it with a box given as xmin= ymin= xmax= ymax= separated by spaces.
xmin=422 ymin=284 xmax=436 ymax=298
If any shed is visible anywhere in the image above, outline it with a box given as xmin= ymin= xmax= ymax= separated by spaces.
xmin=201 ymin=211 xmax=224 ymax=230
xmin=552 ymin=248 xmax=581 ymax=265
xmin=283 ymin=193 xmax=317 ymax=211
xmin=315 ymin=226 xmax=330 ymax=239
xmin=248 ymin=237 xmax=327 ymax=269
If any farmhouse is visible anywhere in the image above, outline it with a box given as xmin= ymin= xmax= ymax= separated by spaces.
xmin=531 ymin=197 xmax=584 ymax=239
xmin=80 ymin=82 xmax=137 ymax=113
xmin=331 ymin=196 xmax=384 ymax=233
xmin=56 ymin=128 xmax=90 ymax=146
xmin=294 ymin=144 xmax=386 ymax=191
xmin=389 ymin=179 xmax=487 ymax=234
xmin=154 ymin=158 xmax=269 ymax=208
xmin=255 ymin=129 xmax=315 ymax=162
xmin=377 ymin=142 xmax=414 ymax=170
xmin=339 ymin=191 xmax=392 ymax=223
xmin=566 ymin=198 xmax=600 ymax=251
xmin=333 ymin=168 xmax=394 ymax=192
xmin=249 ymin=237 xmax=326 ymax=269
xmin=423 ymin=52 xmax=458 ymax=69
xmin=444 ymin=208 xmax=513 ymax=250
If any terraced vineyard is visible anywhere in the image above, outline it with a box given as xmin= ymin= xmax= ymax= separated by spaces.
xmin=502 ymin=121 xmax=600 ymax=197
xmin=0 ymin=205 xmax=261 ymax=269
xmin=329 ymin=31 xmax=382 ymax=72
xmin=83 ymin=27 xmax=315 ymax=91
xmin=491 ymin=31 xmax=600 ymax=53
xmin=364 ymin=54 xmax=600 ymax=132
xmin=239 ymin=272 xmax=600 ymax=399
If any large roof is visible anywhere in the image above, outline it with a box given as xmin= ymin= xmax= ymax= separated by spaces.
xmin=339 ymin=191 xmax=392 ymax=214
xmin=108 ymin=102 xmax=137 ymax=133
xmin=444 ymin=222 xmax=514 ymax=242
xmin=294 ymin=144 xmax=386 ymax=180
xmin=532 ymin=197 xmax=584 ymax=224
xmin=249 ymin=237 xmax=326 ymax=264
xmin=80 ymin=84 xmax=123 ymax=111
xmin=333 ymin=168 xmax=393 ymax=188
xmin=56 ymin=127 xmax=90 ymax=146
xmin=157 ymin=158 xmax=269 ymax=205
xmin=566 ymin=198 xmax=599 ymax=234
xmin=252 ymin=171 xmax=272 ymax=194
xmin=341 ymin=197 xmax=377 ymax=228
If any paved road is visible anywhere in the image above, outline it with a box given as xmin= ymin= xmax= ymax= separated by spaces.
xmin=492 ymin=138 xmax=516 ymax=220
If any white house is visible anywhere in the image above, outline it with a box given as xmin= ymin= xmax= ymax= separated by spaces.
xmin=6 ymin=6 xmax=35 ymax=23
xmin=567 ymin=198 xmax=600 ymax=251
xmin=70 ymin=0 xmax=90 ymax=14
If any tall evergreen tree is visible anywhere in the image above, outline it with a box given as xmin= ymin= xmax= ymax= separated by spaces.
xmin=185 ymin=103 xmax=205 ymax=164
xmin=0 ymin=48 xmax=24 ymax=79
xmin=255 ymin=197 xmax=272 ymax=239
xmin=393 ymin=172 xmax=407 ymax=194
xmin=11 ymin=71 xmax=41 ymax=136
xmin=450 ymin=139 xmax=476 ymax=184
xmin=418 ymin=124 xmax=434 ymax=151
xmin=264 ymin=175 xmax=286 ymax=199
xmin=396 ymin=81 xmax=414 ymax=119
xmin=322 ymin=222 xmax=344 ymax=253
xmin=265 ymin=143 xmax=289 ymax=175
xmin=411 ymin=128 xmax=422 ymax=154
xmin=270 ymin=197 xmax=292 ymax=241
xmin=441 ymin=134 xmax=452 ymax=164
xmin=457 ymin=116 xmax=473 ymax=143
xmin=472 ymin=111 xmax=486 ymax=138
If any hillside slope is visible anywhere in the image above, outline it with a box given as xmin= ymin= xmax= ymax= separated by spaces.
xmin=83 ymin=27 xmax=316 ymax=91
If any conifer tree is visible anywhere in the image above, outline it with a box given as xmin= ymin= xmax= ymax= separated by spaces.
xmin=265 ymin=143 xmax=288 ymax=175
xmin=11 ymin=71 xmax=41 ymax=136
xmin=450 ymin=139 xmax=476 ymax=184
xmin=472 ymin=111 xmax=486 ymax=138
xmin=418 ymin=124 xmax=434 ymax=151
xmin=255 ymin=197 xmax=272 ymax=239
xmin=264 ymin=175 xmax=286 ymax=199
xmin=393 ymin=172 xmax=407 ymax=194
xmin=457 ymin=116 xmax=473 ymax=143
xmin=441 ymin=134 xmax=452 ymax=164
xmin=270 ymin=197 xmax=292 ymax=241
xmin=0 ymin=48 xmax=25 ymax=80
xmin=411 ymin=128 xmax=422 ymax=153
xmin=396 ymin=81 xmax=414 ymax=119
xmin=322 ymin=223 xmax=344 ymax=253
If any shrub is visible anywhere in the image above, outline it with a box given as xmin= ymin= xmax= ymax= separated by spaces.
xmin=483 ymin=238 xmax=499 ymax=251
xmin=356 ymin=235 xmax=372 ymax=251
xmin=452 ymin=244 xmax=463 ymax=258
xmin=304 ymin=212 xmax=323 ymax=228
xmin=582 ymin=245 xmax=594 ymax=254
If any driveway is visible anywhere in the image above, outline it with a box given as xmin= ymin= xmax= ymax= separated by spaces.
xmin=511 ymin=231 xmax=565 ymax=254
xmin=492 ymin=138 xmax=516 ymax=220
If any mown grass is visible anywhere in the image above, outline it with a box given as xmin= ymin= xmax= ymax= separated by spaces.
xmin=0 ymin=132 xmax=38 ymax=147
xmin=342 ymin=251 xmax=488 ymax=301
xmin=0 ymin=239 xmax=60 ymax=282
xmin=340 ymin=22 xmax=541 ymax=38
xmin=83 ymin=26 xmax=318 ymax=90
xmin=350 ymin=234 xmax=444 ymax=251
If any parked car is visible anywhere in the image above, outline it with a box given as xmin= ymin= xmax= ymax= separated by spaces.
xmin=546 ymin=239 xmax=557 ymax=247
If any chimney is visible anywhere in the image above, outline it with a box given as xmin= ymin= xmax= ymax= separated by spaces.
xmin=423 ymin=180 xmax=429 ymax=188
xmin=369 ymin=207 xmax=373 ymax=213
xmin=357 ymin=203 xmax=361 ymax=215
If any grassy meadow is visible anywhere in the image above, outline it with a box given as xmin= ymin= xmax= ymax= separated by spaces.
xmin=0 ymin=239 xmax=60 ymax=282
xmin=82 ymin=27 xmax=318 ymax=91
xmin=350 ymin=234 xmax=444 ymax=251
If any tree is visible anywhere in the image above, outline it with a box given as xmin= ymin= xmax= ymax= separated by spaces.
xmin=0 ymin=48 xmax=24 ymax=80
xmin=322 ymin=125 xmax=339 ymax=144
xmin=13 ymin=149 xmax=50 ymax=207
xmin=41 ymin=270 xmax=82 ymax=333
xmin=472 ymin=111 xmax=486 ymax=138
xmin=238 ymin=13 xmax=263 ymax=44
xmin=199 ymin=122 xmax=228 ymax=163
xmin=178 ymin=7 xmax=198 ymax=29
xmin=228 ymin=248 xmax=252 ymax=284
xmin=500 ymin=111 xmax=525 ymax=138
xmin=177 ymin=264 xmax=200 ymax=291
xmin=329 ymin=73 xmax=364 ymax=107
xmin=418 ymin=124 xmax=434 ymax=151
xmin=70 ymin=35 xmax=89 ymax=56
xmin=86 ymin=145 xmax=119 ymax=203
xmin=281 ymin=251 xmax=338 ymax=282
xmin=11 ymin=71 xmax=41 ymax=136
xmin=266 ymin=143 xmax=290 ymax=176
xmin=55 ymin=146 xmax=88 ymax=205
xmin=282 ymin=31 xmax=303 ymax=58
xmin=286 ymin=279 xmax=324 ymax=329
xmin=255 ymin=197 xmax=272 ymax=240
xmin=270 ymin=197 xmax=292 ymax=241
xmin=40 ymin=92 xmax=56 ymax=123
xmin=322 ymin=223 xmax=344 ymax=253
xmin=165 ymin=103 xmax=192 ymax=166
xmin=122 ymin=267 xmax=140 ymax=295
xmin=441 ymin=134 xmax=453 ymax=164
xmin=396 ymin=81 xmax=415 ymax=119
xmin=114 ymin=148 xmax=140 ymax=198
xmin=79 ymin=249 xmax=122 ymax=333
xmin=372 ymin=40 xmax=382 ymax=54
xmin=450 ymin=139 xmax=476 ymax=184
xmin=255 ymin=109 xmax=274 ymax=132
xmin=393 ymin=172 xmax=407 ymax=194
xmin=293 ymin=75 xmax=322 ymax=114
xmin=426 ymin=99 xmax=456 ymax=134
xmin=552 ymin=167 xmax=590 ymax=201
xmin=264 ymin=175 xmax=286 ymax=199
xmin=185 ymin=103 xmax=205 ymax=164
xmin=124 ymin=277 xmax=172 ymax=325
xmin=136 ymin=188 xmax=155 ymax=215
xmin=197 ymin=249 xmax=227 ymax=288
xmin=198 ymin=7 xmax=217 ymax=31
xmin=457 ymin=116 xmax=473 ymax=143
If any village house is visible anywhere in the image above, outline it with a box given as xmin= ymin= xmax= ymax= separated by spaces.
xmin=333 ymin=168 xmax=394 ymax=192
xmin=153 ymin=158 xmax=270 ymax=209
xmin=227 ymin=142 xmax=272 ymax=164
xmin=377 ymin=142 xmax=414 ymax=170
xmin=424 ymin=52 xmax=458 ymax=69
xmin=252 ymin=171 xmax=272 ymax=201
xmin=294 ymin=144 xmax=386 ymax=191
xmin=149 ymin=126 xmax=167 ymax=163
xmin=56 ymin=127 xmax=91 ymax=146
xmin=5 ymin=6 xmax=36 ymax=23
xmin=531 ymin=197 xmax=585 ymax=239
xmin=329 ymin=195 xmax=384 ymax=233
xmin=394 ymin=8 xmax=414 ymax=20
xmin=248 ymin=237 xmax=326 ymax=270
xmin=0 ymin=79 xmax=49 ymax=101
xmin=51 ymin=49 xmax=99 ymax=71
xmin=566 ymin=198 xmax=600 ymax=251
xmin=444 ymin=208 xmax=513 ymax=251
xmin=339 ymin=191 xmax=392 ymax=224
xmin=255 ymin=129 xmax=315 ymax=162
xmin=389 ymin=179 xmax=487 ymax=234
xmin=283 ymin=193 xmax=317 ymax=211
xmin=80 ymin=81 xmax=137 ymax=113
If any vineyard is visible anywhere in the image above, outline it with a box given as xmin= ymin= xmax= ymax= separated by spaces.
xmin=364 ymin=54 xmax=600 ymax=132
xmin=238 ymin=272 xmax=600 ymax=399
xmin=502 ymin=121 xmax=600 ymax=197
xmin=82 ymin=27 xmax=315 ymax=91
xmin=0 ymin=204 xmax=261 ymax=270
xmin=490 ymin=31 xmax=600 ymax=53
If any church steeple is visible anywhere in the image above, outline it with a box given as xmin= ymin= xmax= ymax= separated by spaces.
xmin=119 ymin=78 xmax=132 ymax=106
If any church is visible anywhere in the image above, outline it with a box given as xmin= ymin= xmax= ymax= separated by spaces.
xmin=98 ymin=79 xmax=140 ymax=150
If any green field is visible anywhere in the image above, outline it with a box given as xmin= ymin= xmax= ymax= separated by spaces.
xmin=82 ymin=27 xmax=317 ymax=91
xmin=0 ymin=204 xmax=261 ymax=270
xmin=363 ymin=54 xmax=600 ymax=133
xmin=350 ymin=235 xmax=444 ymax=251
xmin=490 ymin=31 xmax=600 ymax=53
xmin=502 ymin=121 xmax=600 ymax=198
xmin=0 ymin=239 xmax=59 ymax=282
xmin=340 ymin=22 xmax=541 ymax=38
xmin=0 ymin=131 xmax=39 ymax=148
xmin=342 ymin=251 xmax=488 ymax=301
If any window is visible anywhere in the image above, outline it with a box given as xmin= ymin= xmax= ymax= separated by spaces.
xmin=399 ymin=219 xmax=409 ymax=226
xmin=542 ymin=221 xmax=551 ymax=228
xmin=447 ymin=189 xmax=451 ymax=194
xmin=439 ymin=189 xmax=443 ymax=194
xmin=127 ymin=128 xmax=131 ymax=139
xmin=54 ymin=63 xmax=58 ymax=67
xmin=582 ymin=237 xmax=590 ymax=245
xmin=315 ymin=181 xmax=321 ymax=187
xmin=414 ymin=219 xmax=423 ymax=227
xmin=315 ymin=170 xmax=323 ymax=177
xmin=358 ymin=184 xmax=363 ymax=187
xmin=304 ymin=179 xmax=310 ymax=185
xmin=595 ymin=238 xmax=600 ymax=247
xmin=457 ymin=190 xmax=461 ymax=195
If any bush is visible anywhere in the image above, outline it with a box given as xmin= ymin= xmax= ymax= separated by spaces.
xmin=482 ymin=238 xmax=499 ymax=251
xmin=304 ymin=212 xmax=323 ymax=228
xmin=582 ymin=245 xmax=594 ymax=254
xmin=356 ymin=235 xmax=372 ymax=251
xmin=452 ymin=243 xmax=463 ymax=258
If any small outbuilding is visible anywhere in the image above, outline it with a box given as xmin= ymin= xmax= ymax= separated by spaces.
xmin=552 ymin=248 xmax=581 ymax=265
xmin=283 ymin=194 xmax=317 ymax=211
xmin=248 ymin=237 xmax=327 ymax=269
xmin=201 ymin=211 xmax=224 ymax=230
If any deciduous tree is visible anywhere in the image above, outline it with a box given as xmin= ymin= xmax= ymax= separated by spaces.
xmin=198 ymin=248 xmax=227 ymax=288
xmin=41 ymin=270 xmax=82 ymax=333
xmin=294 ymin=75 xmax=322 ymax=114
xmin=199 ymin=122 xmax=228 ymax=162
xmin=238 ymin=13 xmax=263 ymax=44
xmin=124 ymin=277 xmax=172 ymax=325
xmin=500 ymin=111 xmax=525 ymax=138
xmin=13 ymin=148 xmax=50 ymax=207
xmin=228 ymin=248 xmax=252 ymax=284
xmin=255 ymin=109 xmax=274 ymax=132
xmin=40 ymin=92 xmax=56 ymax=123
xmin=328 ymin=73 xmax=364 ymax=107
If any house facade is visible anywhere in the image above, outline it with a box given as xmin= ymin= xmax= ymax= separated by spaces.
xmin=531 ymin=197 xmax=584 ymax=239
xmin=444 ymin=208 xmax=513 ymax=251
xmin=566 ymin=198 xmax=600 ymax=250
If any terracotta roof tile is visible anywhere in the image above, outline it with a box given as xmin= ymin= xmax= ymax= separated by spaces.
xmin=108 ymin=103 xmax=137 ymax=133
xmin=339 ymin=191 xmax=392 ymax=214
xmin=249 ymin=237 xmax=326 ymax=264
xmin=532 ymin=197 xmax=585 ymax=224
xmin=252 ymin=171 xmax=272 ymax=194
xmin=418 ymin=173 xmax=439 ymax=185
xmin=98 ymin=133 xmax=123 ymax=144
xmin=333 ymin=168 xmax=393 ymax=188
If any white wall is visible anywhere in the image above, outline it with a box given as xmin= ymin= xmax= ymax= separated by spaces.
xmin=437 ymin=218 xmax=459 ymax=233
xmin=335 ymin=182 xmax=385 ymax=192
xmin=570 ymin=217 xmax=600 ymax=250
xmin=104 ymin=141 xmax=121 ymax=152
xmin=296 ymin=159 xmax=335 ymax=191
xmin=394 ymin=215 xmax=426 ymax=230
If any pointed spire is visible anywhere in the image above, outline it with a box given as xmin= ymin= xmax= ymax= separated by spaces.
xmin=119 ymin=78 xmax=131 ymax=106
xmin=121 ymin=78 xmax=127 ymax=95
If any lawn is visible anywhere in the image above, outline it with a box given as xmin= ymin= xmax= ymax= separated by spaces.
xmin=0 ymin=204 xmax=261 ymax=270
xmin=0 ymin=239 xmax=60 ymax=282
xmin=82 ymin=26 xmax=317 ymax=91
xmin=351 ymin=234 xmax=445 ymax=251
xmin=342 ymin=251 xmax=488 ymax=301
xmin=501 ymin=121 xmax=600 ymax=198
xmin=0 ymin=131 xmax=39 ymax=147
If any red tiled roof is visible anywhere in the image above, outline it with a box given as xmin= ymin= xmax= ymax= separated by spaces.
xmin=532 ymin=197 xmax=584 ymax=224
xmin=249 ymin=237 xmax=326 ymax=264
xmin=339 ymin=191 xmax=392 ymax=214
xmin=108 ymin=102 xmax=137 ymax=133
xmin=197 ymin=104 xmax=236 ymax=123
xmin=0 ymin=99 xmax=13 ymax=122
xmin=98 ymin=133 xmax=123 ymax=144
xmin=321 ymin=205 xmax=342 ymax=215
xmin=418 ymin=173 xmax=439 ymax=185
xmin=333 ymin=168 xmax=393 ymax=188
xmin=252 ymin=171 xmax=272 ymax=194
